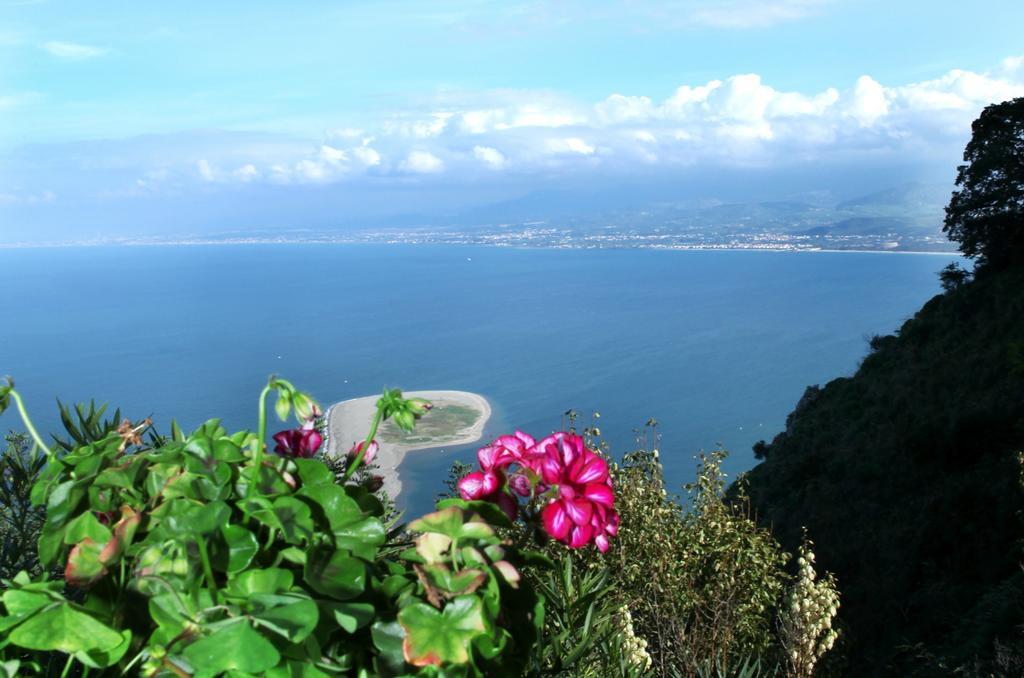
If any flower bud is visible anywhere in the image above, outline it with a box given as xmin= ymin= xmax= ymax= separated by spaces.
xmin=292 ymin=392 xmax=322 ymax=422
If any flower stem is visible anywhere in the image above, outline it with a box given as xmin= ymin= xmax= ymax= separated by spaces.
xmin=196 ymin=538 xmax=219 ymax=605
xmin=343 ymin=403 xmax=384 ymax=483
xmin=9 ymin=389 xmax=54 ymax=461
xmin=252 ymin=382 xmax=274 ymax=490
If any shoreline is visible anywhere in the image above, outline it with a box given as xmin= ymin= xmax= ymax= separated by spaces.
xmin=0 ymin=240 xmax=960 ymax=256
xmin=326 ymin=390 xmax=491 ymax=501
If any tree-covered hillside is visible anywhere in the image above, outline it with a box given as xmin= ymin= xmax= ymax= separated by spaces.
xmin=743 ymin=96 xmax=1024 ymax=675
xmin=744 ymin=265 xmax=1024 ymax=674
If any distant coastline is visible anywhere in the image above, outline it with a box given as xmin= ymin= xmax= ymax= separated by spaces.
xmin=326 ymin=390 xmax=491 ymax=501
xmin=0 ymin=237 xmax=960 ymax=255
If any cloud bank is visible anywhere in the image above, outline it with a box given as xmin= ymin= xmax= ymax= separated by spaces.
xmin=173 ymin=57 xmax=1023 ymax=188
xmin=3 ymin=56 xmax=1023 ymax=213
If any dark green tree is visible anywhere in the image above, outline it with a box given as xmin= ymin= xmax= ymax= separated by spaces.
xmin=944 ymin=97 xmax=1024 ymax=269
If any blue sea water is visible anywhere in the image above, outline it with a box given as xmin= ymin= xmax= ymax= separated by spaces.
xmin=1 ymin=244 xmax=957 ymax=515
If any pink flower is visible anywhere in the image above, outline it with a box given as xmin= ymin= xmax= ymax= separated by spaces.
xmin=535 ymin=432 xmax=616 ymax=552
xmin=273 ymin=428 xmax=322 ymax=458
xmin=348 ymin=439 xmax=379 ymax=465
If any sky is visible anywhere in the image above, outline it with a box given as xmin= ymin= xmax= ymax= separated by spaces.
xmin=1 ymin=0 xmax=1023 ymax=242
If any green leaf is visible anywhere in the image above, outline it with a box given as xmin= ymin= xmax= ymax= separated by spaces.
xmin=437 ymin=498 xmax=513 ymax=529
xmin=2 ymin=589 xmax=55 ymax=618
xmin=63 ymin=511 xmax=112 ymax=545
xmin=181 ymin=620 xmax=281 ymax=675
xmin=65 ymin=539 xmax=108 ymax=586
xmin=75 ymin=629 xmax=132 ymax=670
xmin=93 ymin=455 xmax=146 ymax=489
xmin=398 ymin=596 xmax=490 ymax=667
xmin=251 ymin=594 xmax=319 ymax=642
xmin=371 ymin=620 xmax=407 ymax=675
xmin=332 ymin=517 xmax=385 ymax=561
xmin=216 ymin=525 xmax=259 ymax=574
xmin=273 ymin=496 xmax=315 ymax=544
xmin=213 ymin=437 xmax=246 ymax=462
xmin=161 ymin=500 xmax=231 ymax=536
xmin=37 ymin=522 xmax=67 ymax=567
xmin=45 ymin=479 xmax=87 ymax=527
xmin=226 ymin=568 xmax=294 ymax=596
xmin=409 ymin=507 xmax=495 ymax=543
xmin=265 ymin=660 xmax=331 ymax=678
xmin=8 ymin=603 xmax=126 ymax=663
xmin=305 ymin=546 xmax=366 ymax=600
xmin=293 ymin=458 xmax=335 ymax=486
xmin=327 ymin=601 xmax=375 ymax=633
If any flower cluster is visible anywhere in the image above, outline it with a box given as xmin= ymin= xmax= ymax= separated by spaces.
xmin=457 ymin=430 xmax=618 ymax=552
xmin=779 ymin=539 xmax=841 ymax=678
xmin=616 ymin=605 xmax=652 ymax=672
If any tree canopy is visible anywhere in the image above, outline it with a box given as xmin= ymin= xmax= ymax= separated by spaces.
xmin=944 ymin=97 xmax=1024 ymax=269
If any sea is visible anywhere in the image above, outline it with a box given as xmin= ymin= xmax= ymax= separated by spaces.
xmin=0 ymin=244 xmax=958 ymax=516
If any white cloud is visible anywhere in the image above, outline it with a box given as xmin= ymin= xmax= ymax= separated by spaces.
xmin=234 ymin=164 xmax=260 ymax=182
xmin=473 ymin=145 xmax=507 ymax=169
xmin=401 ymin=150 xmax=444 ymax=173
xmin=42 ymin=41 xmax=107 ymax=60
xmin=352 ymin=145 xmax=382 ymax=167
xmin=848 ymin=75 xmax=889 ymax=126
xmin=196 ymin=159 xmax=216 ymax=181
xmin=546 ymin=137 xmax=595 ymax=155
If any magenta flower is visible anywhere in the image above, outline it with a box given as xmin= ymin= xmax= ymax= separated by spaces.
xmin=348 ymin=439 xmax=379 ymax=465
xmin=454 ymin=429 xmax=617 ymax=551
xmin=273 ymin=428 xmax=322 ymax=458
xmin=535 ymin=432 xmax=617 ymax=552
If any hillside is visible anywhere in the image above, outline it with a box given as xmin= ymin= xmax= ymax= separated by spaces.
xmin=742 ymin=265 xmax=1024 ymax=675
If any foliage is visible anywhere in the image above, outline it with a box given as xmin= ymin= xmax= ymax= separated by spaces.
xmin=605 ymin=448 xmax=790 ymax=674
xmin=0 ymin=377 xmax=547 ymax=677
xmin=938 ymin=262 xmax=972 ymax=292
xmin=0 ymin=433 xmax=46 ymax=580
xmin=744 ymin=264 xmax=1024 ymax=674
xmin=943 ymin=96 xmax=1024 ymax=269
xmin=51 ymin=400 xmax=125 ymax=453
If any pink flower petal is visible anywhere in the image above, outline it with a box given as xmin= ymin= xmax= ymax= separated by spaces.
xmin=595 ymin=533 xmax=610 ymax=553
xmin=514 ymin=430 xmax=536 ymax=447
xmin=458 ymin=472 xmax=487 ymax=500
xmin=542 ymin=501 xmax=571 ymax=540
xmin=477 ymin=445 xmax=500 ymax=470
xmin=481 ymin=471 xmax=500 ymax=496
xmin=564 ymin=498 xmax=593 ymax=526
xmin=572 ymin=454 xmax=608 ymax=485
xmin=582 ymin=483 xmax=614 ymax=508
xmin=568 ymin=523 xmax=594 ymax=549
xmin=541 ymin=455 xmax=563 ymax=486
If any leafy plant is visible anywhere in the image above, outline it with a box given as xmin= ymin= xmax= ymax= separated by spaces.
xmin=0 ymin=376 xmax=547 ymax=676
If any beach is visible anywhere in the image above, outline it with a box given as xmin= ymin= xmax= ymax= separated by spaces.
xmin=326 ymin=390 xmax=492 ymax=500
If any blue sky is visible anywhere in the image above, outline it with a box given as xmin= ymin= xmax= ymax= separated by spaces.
xmin=1 ymin=0 xmax=1023 ymax=241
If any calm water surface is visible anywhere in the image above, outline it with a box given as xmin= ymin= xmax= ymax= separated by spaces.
xmin=0 ymin=245 xmax=957 ymax=514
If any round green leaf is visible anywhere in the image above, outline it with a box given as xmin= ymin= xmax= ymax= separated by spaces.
xmin=8 ymin=603 xmax=125 ymax=659
xmin=181 ymin=620 xmax=281 ymax=675
xmin=216 ymin=525 xmax=258 ymax=574
xmin=398 ymin=596 xmax=490 ymax=667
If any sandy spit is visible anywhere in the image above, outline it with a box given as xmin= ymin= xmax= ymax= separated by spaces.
xmin=326 ymin=390 xmax=491 ymax=501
